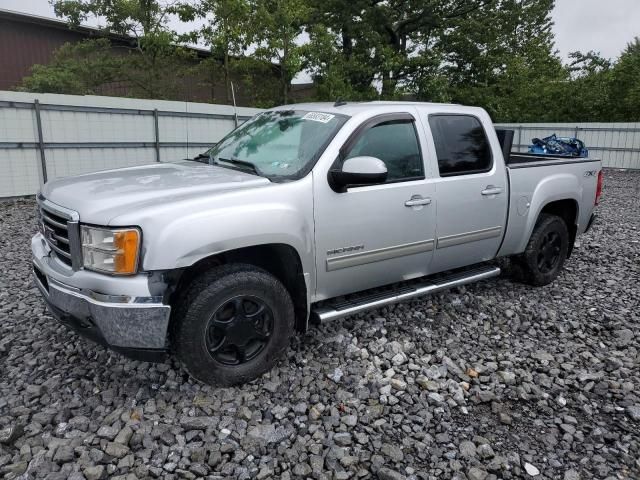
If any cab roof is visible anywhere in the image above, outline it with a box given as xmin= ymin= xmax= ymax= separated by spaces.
xmin=270 ymin=101 xmax=484 ymax=118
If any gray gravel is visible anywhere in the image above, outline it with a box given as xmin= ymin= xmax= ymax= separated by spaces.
xmin=1 ymin=169 xmax=639 ymax=480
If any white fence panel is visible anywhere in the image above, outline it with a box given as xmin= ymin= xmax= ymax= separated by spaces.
xmin=45 ymin=147 xmax=157 ymax=179
xmin=4 ymin=96 xmax=639 ymax=198
xmin=496 ymin=122 xmax=640 ymax=169
xmin=0 ymin=149 xmax=41 ymax=197
xmin=0 ymin=91 xmax=262 ymax=198
xmin=0 ymin=99 xmax=41 ymax=196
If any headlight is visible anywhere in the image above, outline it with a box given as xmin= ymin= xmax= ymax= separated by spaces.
xmin=81 ymin=226 xmax=141 ymax=275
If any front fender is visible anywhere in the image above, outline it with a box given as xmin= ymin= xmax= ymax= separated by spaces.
xmin=143 ymin=202 xmax=313 ymax=272
xmin=106 ymin=175 xmax=316 ymax=281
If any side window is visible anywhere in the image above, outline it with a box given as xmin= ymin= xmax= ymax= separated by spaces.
xmin=428 ymin=115 xmax=492 ymax=176
xmin=345 ymin=120 xmax=424 ymax=182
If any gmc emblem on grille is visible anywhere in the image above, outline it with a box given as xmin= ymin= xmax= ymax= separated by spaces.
xmin=43 ymin=225 xmax=58 ymax=246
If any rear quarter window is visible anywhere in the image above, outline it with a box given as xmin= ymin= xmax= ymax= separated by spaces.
xmin=428 ymin=115 xmax=492 ymax=176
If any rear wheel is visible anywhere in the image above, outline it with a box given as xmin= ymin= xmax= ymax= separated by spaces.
xmin=513 ymin=213 xmax=570 ymax=286
xmin=173 ymin=264 xmax=294 ymax=386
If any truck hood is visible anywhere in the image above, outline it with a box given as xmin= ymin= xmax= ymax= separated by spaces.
xmin=41 ymin=161 xmax=271 ymax=225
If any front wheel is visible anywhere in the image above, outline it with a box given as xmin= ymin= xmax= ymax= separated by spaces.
xmin=173 ymin=264 xmax=294 ymax=386
xmin=513 ymin=213 xmax=570 ymax=286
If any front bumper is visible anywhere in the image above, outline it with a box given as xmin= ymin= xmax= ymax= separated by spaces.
xmin=32 ymin=233 xmax=170 ymax=362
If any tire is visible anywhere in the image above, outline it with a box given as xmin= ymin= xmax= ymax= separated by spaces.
xmin=172 ymin=264 xmax=294 ymax=386
xmin=514 ymin=213 xmax=570 ymax=286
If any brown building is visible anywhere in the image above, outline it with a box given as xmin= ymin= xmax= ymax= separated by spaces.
xmin=1 ymin=9 xmax=125 ymax=91
xmin=0 ymin=8 xmax=313 ymax=106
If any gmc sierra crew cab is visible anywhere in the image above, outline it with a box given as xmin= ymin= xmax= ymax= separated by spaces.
xmin=31 ymin=102 xmax=602 ymax=386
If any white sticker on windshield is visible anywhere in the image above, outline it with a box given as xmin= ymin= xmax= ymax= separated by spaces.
xmin=303 ymin=112 xmax=335 ymax=123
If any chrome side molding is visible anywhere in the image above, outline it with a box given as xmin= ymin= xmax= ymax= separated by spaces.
xmin=436 ymin=226 xmax=502 ymax=249
xmin=326 ymin=239 xmax=435 ymax=272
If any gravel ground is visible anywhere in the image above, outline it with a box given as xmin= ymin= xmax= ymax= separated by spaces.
xmin=1 ymin=169 xmax=639 ymax=480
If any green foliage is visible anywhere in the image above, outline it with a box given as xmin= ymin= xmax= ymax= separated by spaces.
xmin=305 ymin=0 xmax=491 ymax=101
xmin=53 ymin=0 xmax=171 ymax=39
xmin=14 ymin=0 xmax=640 ymax=121
xmin=174 ymin=0 xmax=254 ymax=102
xmin=18 ymin=39 xmax=120 ymax=95
xmin=302 ymin=25 xmax=378 ymax=101
xmin=51 ymin=0 xmax=195 ymax=98
xmin=301 ymin=0 xmax=640 ymax=122
xmin=426 ymin=0 xmax=568 ymax=122
xmin=250 ymin=0 xmax=311 ymax=104
xmin=555 ymin=51 xmax=613 ymax=122
xmin=609 ymin=38 xmax=640 ymax=121
xmin=224 ymin=56 xmax=282 ymax=108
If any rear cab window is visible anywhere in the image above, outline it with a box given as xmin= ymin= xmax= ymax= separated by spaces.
xmin=428 ymin=114 xmax=492 ymax=176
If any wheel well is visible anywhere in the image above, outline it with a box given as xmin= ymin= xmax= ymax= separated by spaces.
xmin=170 ymin=244 xmax=309 ymax=332
xmin=539 ymin=199 xmax=578 ymax=256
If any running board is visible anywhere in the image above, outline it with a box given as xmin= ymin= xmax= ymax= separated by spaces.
xmin=311 ymin=265 xmax=501 ymax=323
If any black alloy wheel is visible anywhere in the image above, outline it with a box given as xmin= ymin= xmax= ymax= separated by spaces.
xmin=537 ymin=230 xmax=562 ymax=274
xmin=513 ymin=213 xmax=570 ymax=286
xmin=205 ymin=295 xmax=274 ymax=365
xmin=173 ymin=263 xmax=295 ymax=386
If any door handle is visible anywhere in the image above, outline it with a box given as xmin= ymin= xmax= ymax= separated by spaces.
xmin=481 ymin=186 xmax=503 ymax=196
xmin=405 ymin=196 xmax=432 ymax=207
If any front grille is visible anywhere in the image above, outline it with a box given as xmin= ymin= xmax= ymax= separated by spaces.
xmin=37 ymin=196 xmax=80 ymax=269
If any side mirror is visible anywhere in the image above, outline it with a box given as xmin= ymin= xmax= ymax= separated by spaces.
xmin=329 ymin=156 xmax=388 ymax=192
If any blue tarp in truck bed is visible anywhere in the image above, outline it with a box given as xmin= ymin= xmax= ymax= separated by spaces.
xmin=529 ymin=134 xmax=589 ymax=157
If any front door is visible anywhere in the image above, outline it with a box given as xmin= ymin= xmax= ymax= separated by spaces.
xmin=423 ymin=113 xmax=508 ymax=272
xmin=313 ymin=112 xmax=437 ymax=301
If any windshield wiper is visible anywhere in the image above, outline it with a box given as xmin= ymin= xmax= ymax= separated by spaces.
xmin=214 ymin=157 xmax=263 ymax=176
xmin=184 ymin=152 xmax=211 ymax=164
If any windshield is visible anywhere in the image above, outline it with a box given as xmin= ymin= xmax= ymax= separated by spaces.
xmin=206 ymin=110 xmax=348 ymax=179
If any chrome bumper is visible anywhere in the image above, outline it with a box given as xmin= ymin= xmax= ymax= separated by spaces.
xmin=32 ymin=234 xmax=171 ymax=355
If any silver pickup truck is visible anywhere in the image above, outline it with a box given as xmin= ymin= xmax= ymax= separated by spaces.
xmin=31 ymin=102 xmax=602 ymax=385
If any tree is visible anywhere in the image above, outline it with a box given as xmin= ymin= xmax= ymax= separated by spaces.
xmin=52 ymin=0 xmax=195 ymax=99
xmin=609 ymin=38 xmax=640 ymax=121
xmin=250 ymin=0 xmax=310 ymax=104
xmin=175 ymin=0 xmax=283 ymax=106
xmin=433 ymin=0 xmax=567 ymax=122
xmin=567 ymin=51 xmax=611 ymax=79
xmin=303 ymin=24 xmax=379 ymax=101
xmin=175 ymin=0 xmax=254 ymax=103
xmin=553 ymin=51 xmax=613 ymax=122
xmin=53 ymin=0 xmax=174 ymax=46
xmin=305 ymin=0 xmax=492 ymax=101
xmin=16 ymin=0 xmax=640 ymax=121
xmin=18 ymin=39 xmax=121 ymax=95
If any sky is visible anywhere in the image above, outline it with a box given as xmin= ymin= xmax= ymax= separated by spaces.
xmin=552 ymin=0 xmax=640 ymax=60
xmin=2 ymin=0 xmax=639 ymax=66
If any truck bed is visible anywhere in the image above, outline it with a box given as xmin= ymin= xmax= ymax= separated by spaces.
xmin=495 ymin=130 xmax=599 ymax=168
xmin=498 ymin=155 xmax=600 ymax=258
xmin=507 ymin=152 xmax=600 ymax=168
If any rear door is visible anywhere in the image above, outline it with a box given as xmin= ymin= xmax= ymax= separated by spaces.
xmin=422 ymin=113 xmax=508 ymax=272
